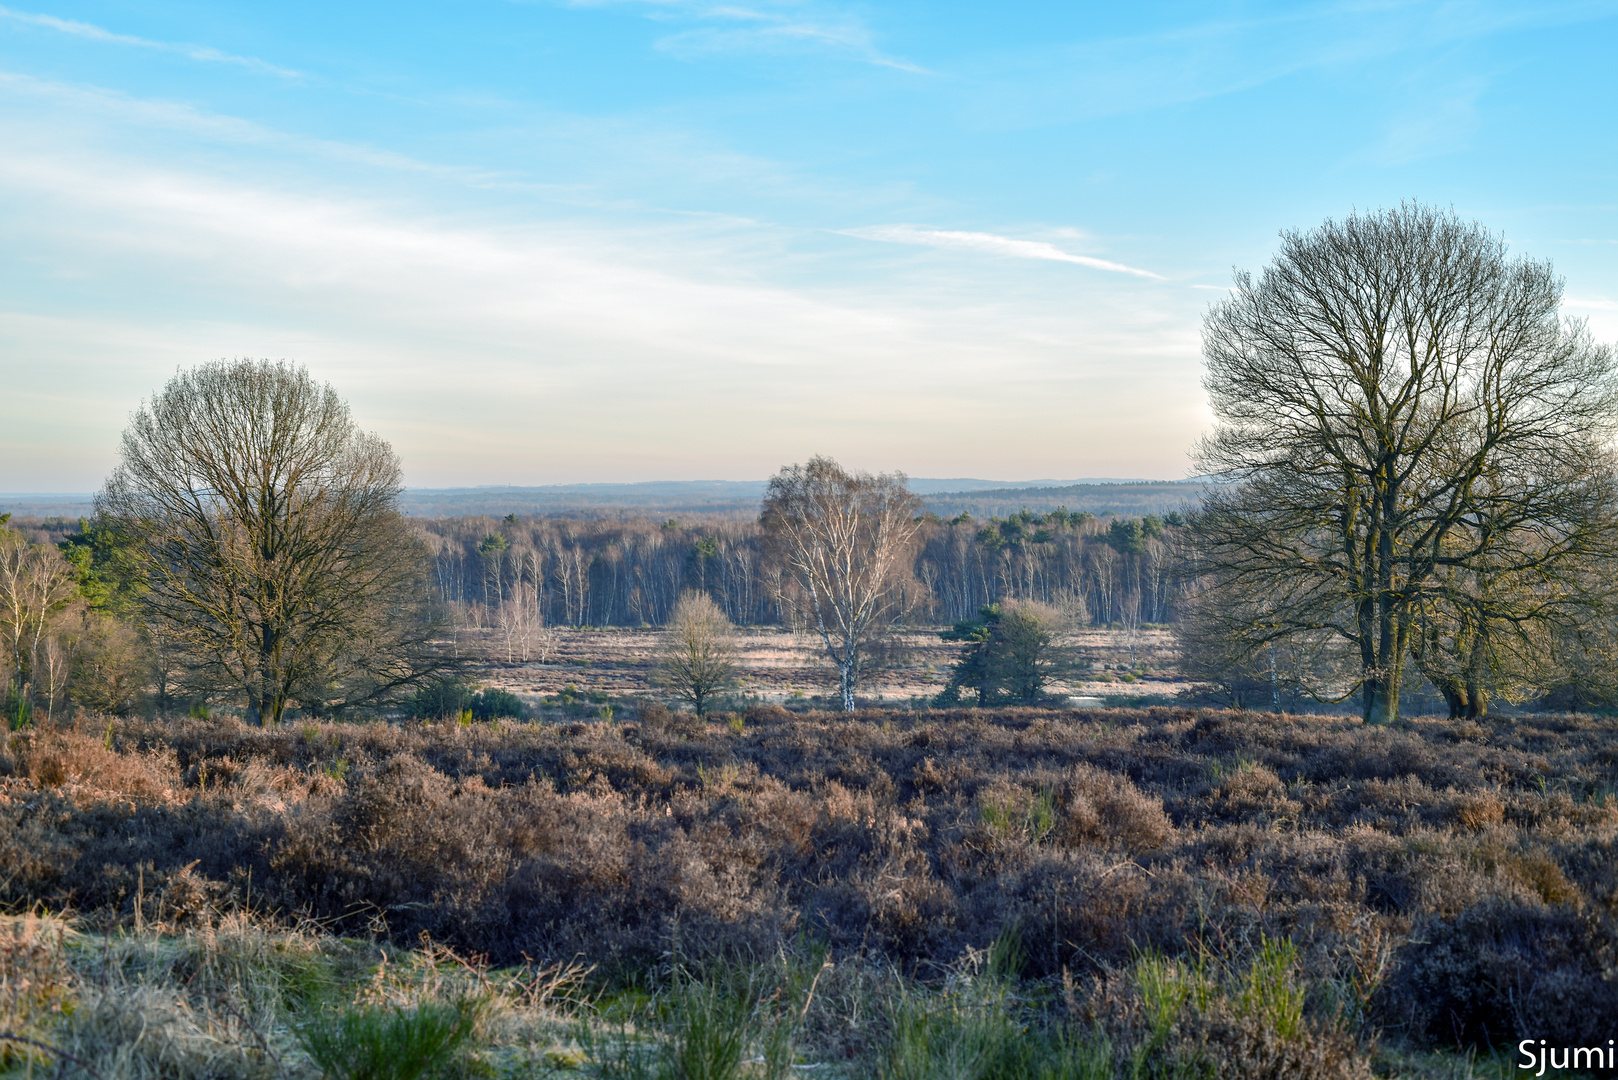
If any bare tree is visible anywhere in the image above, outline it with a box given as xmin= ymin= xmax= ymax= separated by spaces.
xmin=653 ymin=590 xmax=739 ymax=716
xmin=1193 ymin=204 xmax=1618 ymax=723
xmin=0 ymin=524 xmax=80 ymax=721
xmin=99 ymin=360 xmax=445 ymax=724
xmin=760 ymin=456 xmax=923 ymax=711
xmin=41 ymin=636 xmax=69 ymax=723
xmin=1117 ymin=590 xmax=1143 ymax=665
xmin=66 ymin=610 xmax=147 ymax=716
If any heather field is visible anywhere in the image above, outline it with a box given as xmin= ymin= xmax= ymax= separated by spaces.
xmin=4 ymin=704 xmax=1616 ymax=1078
xmin=463 ymin=625 xmax=1184 ymax=709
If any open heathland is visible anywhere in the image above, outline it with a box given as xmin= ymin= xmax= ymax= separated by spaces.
xmin=3 ymin=704 xmax=1616 ymax=1077
xmin=457 ymin=625 xmax=1185 ymax=710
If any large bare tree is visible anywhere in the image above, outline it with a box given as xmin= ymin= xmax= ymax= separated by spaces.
xmin=1193 ymin=204 xmax=1618 ymax=723
xmin=99 ymin=360 xmax=444 ymax=724
xmin=760 ymin=456 xmax=923 ymax=711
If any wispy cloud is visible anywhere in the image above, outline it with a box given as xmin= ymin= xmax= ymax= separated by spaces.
xmin=1363 ymin=76 xmax=1486 ymax=165
xmin=958 ymin=0 xmax=1618 ymax=130
xmin=0 ymin=78 xmax=1207 ymax=486
xmin=842 ymin=225 xmax=1164 ymax=280
xmin=0 ymin=5 xmax=302 ymax=78
xmin=569 ymin=0 xmax=928 ymax=72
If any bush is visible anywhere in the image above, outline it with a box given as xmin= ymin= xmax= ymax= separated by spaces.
xmin=1056 ymin=764 xmax=1173 ymax=851
xmin=1381 ymin=899 xmax=1618 ymax=1048
xmin=408 ymin=677 xmax=473 ymax=721
xmin=295 ymin=999 xmax=482 ymax=1080
xmin=470 ymin=688 xmax=525 ymax=721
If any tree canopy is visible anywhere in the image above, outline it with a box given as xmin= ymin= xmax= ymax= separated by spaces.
xmin=98 ymin=359 xmax=445 ymax=723
xmin=1191 ymin=203 xmax=1618 ymax=723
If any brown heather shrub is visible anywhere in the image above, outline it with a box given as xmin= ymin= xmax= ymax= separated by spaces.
xmin=1382 ymin=899 xmax=1618 ymax=1048
xmin=8 ymin=726 xmax=178 ymax=799
xmin=1056 ymin=763 xmax=1173 ymax=850
xmin=1452 ymin=790 xmax=1504 ymax=830
xmin=1 ymin=705 xmax=1616 ymax=1062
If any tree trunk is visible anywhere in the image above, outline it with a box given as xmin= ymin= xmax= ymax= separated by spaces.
xmin=1363 ymin=672 xmax=1401 ymax=724
xmin=1365 ymin=500 xmax=1404 ymax=725
xmin=1464 ymin=621 xmax=1488 ymax=718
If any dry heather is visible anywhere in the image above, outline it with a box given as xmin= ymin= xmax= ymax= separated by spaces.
xmin=3 ymin=705 xmax=1617 ymax=1074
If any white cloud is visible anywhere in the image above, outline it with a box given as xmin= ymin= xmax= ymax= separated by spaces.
xmin=567 ymin=0 xmax=928 ymax=72
xmin=0 ymin=5 xmax=303 ymax=78
xmin=842 ymin=225 xmax=1165 ymax=280
xmin=1563 ymin=296 xmax=1618 ymax=342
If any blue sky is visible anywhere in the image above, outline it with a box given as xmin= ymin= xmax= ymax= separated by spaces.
xmin=1 ymin=0 xmax=1615 ymax=489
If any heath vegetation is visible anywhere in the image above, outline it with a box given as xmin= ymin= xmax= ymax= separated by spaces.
xmin=4 ymin=703 xmax=1617 ymax=1076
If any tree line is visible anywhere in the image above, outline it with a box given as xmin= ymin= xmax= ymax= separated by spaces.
xmin=2 ymin=476 xmax=1185 ymax=724
xmin=418 ymin=508 xmax=1187 ymax=634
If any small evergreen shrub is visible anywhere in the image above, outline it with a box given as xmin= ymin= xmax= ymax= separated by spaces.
xmin=470 ymin=688 xmax=525 ymax=721
xmin=408 ymin=677 xmax=474 ymax=721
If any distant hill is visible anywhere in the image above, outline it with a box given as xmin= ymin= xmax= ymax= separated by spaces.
xmin=395 ymin=477 xmax=1168 ymax=518
xmin=399 ymin=482 xmax=763 ymax=517
xmin=1 ymin=478 xmax=1206 ymax=523
xmin=921 ymin=480 xmax=1209 ymax=519
xmin=0 ymin=494 xmax=95 ymax=519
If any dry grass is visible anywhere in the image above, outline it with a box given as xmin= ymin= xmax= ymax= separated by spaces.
xmin=3 ymin=705 xmax=1617 ymax=1076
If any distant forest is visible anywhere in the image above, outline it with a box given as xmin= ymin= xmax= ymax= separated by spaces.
xmin=421 ymin=508 xmax=1184 ymax=632
xmin=5 ymin=479 xmax=1199 ymax=637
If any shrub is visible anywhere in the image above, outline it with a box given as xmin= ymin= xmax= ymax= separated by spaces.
xmin=1381 ymin=899 xmax=1618 ymax=1048
xmin=470 ymin=688 xmax=525 ymax=721
xmin=1055 ymin=764 xmax=1173 ymax=851
xmin=295 ymin=999 xmax=482 ymax=1080
xmin=408 ymin=677 xmax=474 ymax=721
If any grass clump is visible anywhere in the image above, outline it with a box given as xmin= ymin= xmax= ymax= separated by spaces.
xmin=295 ymin=998 xmax=483 ymax=1080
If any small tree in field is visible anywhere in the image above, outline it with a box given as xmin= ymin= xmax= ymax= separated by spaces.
xmin=654 ymin=591 xmax=738 ymax=716
xmin=940 ymin=601 xmax=1069 ymax=705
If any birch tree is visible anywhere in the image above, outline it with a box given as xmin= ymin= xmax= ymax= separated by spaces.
xmin=0 ymin=524 xmax=79 ymax=719
xmin=760 ymin=456 xmax=923 ymax=711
